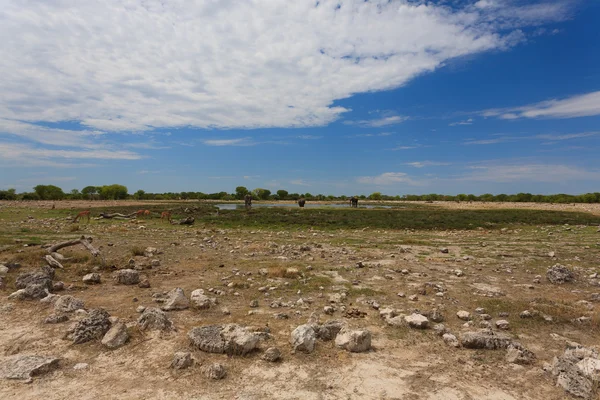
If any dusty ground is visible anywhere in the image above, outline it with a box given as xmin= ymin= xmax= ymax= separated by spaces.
xmin=0 ymin=201 xmax=599 ymax=399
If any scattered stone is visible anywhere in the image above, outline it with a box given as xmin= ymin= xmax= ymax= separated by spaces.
xmin=189 ymin=324 xmax=261 ymax=355
xmin=249 ymin=299 xmax=259 ymax=308
xmin=546 ymin=264 xmax=574 ymax=284
xmin=15 ymin=270 xmax=52 ymax=291
xmin=428 ymin=309 xmax=444 ymax=323
xmin=343 ymin=308 xmax=367 ymax=318
xmin=262 ymin=347 xmax=282 ymax=362
xmin=70 ymin=308 xmax=111 ymax=344
xmin=379 ymin=308 xmax=397 ymax=320
xmin=385 ymin=315 xmax=406 ymax=327
xmin=456 ymin=311 xmax=471 ymax=321
xmin=495 ymin=320 xmax=510 ymax=330
xmin=0 ymin=265 xmax=8 ymax=276
xmin=171 ymin=352 xmax=193 ymax=370
xmin=73 ymin=363 xmax=89 ymax=370
xmin=202 ymin=363 xmax=226 ymax=380
xmin=44 ymin=314 xmax=69 ymax=324
xmin=190 ymin=289 xmax=215 ymax=309
xmin=136 ymin=306 xmax=146 ymax=313
xmin=54 ymin=296 xmax=84 ymax=313
xmin=443 ymin=333 xmax=460 ymax=348
xmin=551 ymin=343 xmax=600 ymax=399
xmin=138 ymin=308 xmax=174 ymax=331
xmin=440 ymin=248 xmax=449 ymax=254
xmin=113 ymin=269 xmax=140 ymax=285
xmin=323 ymin=305 xmax=335 ymax=315
xmin=335 ymin=328 xmax=372 ymax=353
xmin=408 ymin=294 xmax=418 ymax=301
xmin=0 ymin=355 xmax=60 ymax=383
xmin=290 ymin=324 xmax=316 ymax=353
xmin=505 ymin=344 xmax=535 ymax=365
xmin=405 ymin=313 xmax=429 ymax=329
xmin=52 ymin=281 xmax=64 ymax=291
xmin=433 ymin=324 xmax=447 ymax=336
xmin=161 ymin=288 xmax=190 ymax=311
xmin=460 ymin=330 xmax=514 ymax=350
xmin=138 ymin=279 xmax=150 ymax=288
xmin=101 ymin=322 xmax=129 ymax=349
xmin=519 ymin=310 xmax=533 ymax=318
xmin=314 ymin=320 xmax=345 ymax=341
xmin=82 ymin=273 xmax=101 ymax=284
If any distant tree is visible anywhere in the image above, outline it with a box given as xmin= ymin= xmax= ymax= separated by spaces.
xmin=134 ymin=190 xmax=146 ymax=200
xmin=252 ymin=188 xmax=271 ymax=200
xmin=34 ymin=185 xmax=65 ymax=200
xmin=20 ymin=192 xmax=40 ymax=200
xmin=69 ymin=189 xmax=82 ymax=200
xmin=303 ymin=192 xmax=314 ymax=200
xmin=99 ymin=184 xmax=128 ymax=200
xmin=81 ymin=186 xmax=100 ymax=200
xmin=235 ymin=186 xmax=249 ymax=200
xmin=369 ymin=192 xmax=382 ymax=200
xmin=276 ymin=190 xmax=289 ymax=200
xmin=0 ymin=188 xmax=17 ymax=200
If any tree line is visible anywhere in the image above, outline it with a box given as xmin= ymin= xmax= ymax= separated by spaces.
xmin=1 ymin=185 xmax=599 ymax=204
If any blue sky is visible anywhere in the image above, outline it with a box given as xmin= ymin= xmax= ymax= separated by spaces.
xmin=1 ymin=0 xmax=599 ymax=196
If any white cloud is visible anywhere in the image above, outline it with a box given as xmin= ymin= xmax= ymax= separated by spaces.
xmin=357 ymin=172 xmax=420 ymax=186
xmin=449 ymin=118 xmax=474 ymax=126
xmin=460 ymin=163 xmax=600 ymax=183
xmin=391 ymin=145 xmax=418 ymax=150
xmin=0 ymin=143 xmax=142 ymax=165
xmin=482 ymin=91 xmax=600 ymax=120
xmin=297 ymin=135 xmax=322 ymax=140
xmin=290 ymin=179 xmax=310 ymax=186
xmin=535 ymin=132 xmax=600 ymax=141
xmin=0 ymin=1 xmax=570 ymax=132
xmin=202 ymin=138 xmax=255 ymax=146
xmin=347 ymin=115 xmax=408 ymax=128
xmin=353 ymin=132 xmax=393 ymax=137
xmin=404 ymin=161 xmax=451 ymax=168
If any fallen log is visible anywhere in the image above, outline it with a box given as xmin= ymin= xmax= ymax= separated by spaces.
xmin=47 ymin=236 xmax=102 ymax=260
xmin=174 ymin=216 xmax=195 ymax=225
xmin=94 ymin=212 xmax=135 ymax=220
xmin=45 ymin=255 xmax=64 ymax=269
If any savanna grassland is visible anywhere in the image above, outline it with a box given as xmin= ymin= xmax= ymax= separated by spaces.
xmin=0 ymin=200 xmax=599 ymax=399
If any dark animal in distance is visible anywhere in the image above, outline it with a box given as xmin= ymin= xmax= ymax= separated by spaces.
xmin=244 ymin=194 xmax=252 ymax=209
xmin=298 ymin=198 xmax=306 ymax=208
xmin=350 ymin=196 xmax=358 ymax=208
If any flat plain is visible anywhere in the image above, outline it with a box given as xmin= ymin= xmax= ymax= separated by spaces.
xmin=0 ymin=200 xmax=599 ymax=399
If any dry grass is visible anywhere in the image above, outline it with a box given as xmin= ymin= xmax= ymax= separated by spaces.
xmin=130 ymin=246 xmax=145 ymax=257
xmin=267 ymin=265 xmax=301 ymax=279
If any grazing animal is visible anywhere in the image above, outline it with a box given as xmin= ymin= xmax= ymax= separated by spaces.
xmin=298 ymin=198 xmax=306 ymax=208
xmin=244 ymin=194 xmax=253 ymax=209
xmin=350 ymin=196 xmax=358 ymax=208
xmin=136 ymin=209 xmax=150 ymax=218
xmin=73 ymin=210 xmax=91 ymax=223
xmin=160 ymin=211 xmax=171 ymax=223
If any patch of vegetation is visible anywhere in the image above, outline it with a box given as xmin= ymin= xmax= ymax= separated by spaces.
xmin=130 ymin=246 xmax=145 ymax=256
xmin=200 ymin=207 xmax=600 ymax=231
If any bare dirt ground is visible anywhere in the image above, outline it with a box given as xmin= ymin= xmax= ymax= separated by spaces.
xmin=0 ymin=201 xmax=599 ymax=399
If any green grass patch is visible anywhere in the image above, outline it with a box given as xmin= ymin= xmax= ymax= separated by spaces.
xmin=200 ymin=207 xmax=600 ymax=231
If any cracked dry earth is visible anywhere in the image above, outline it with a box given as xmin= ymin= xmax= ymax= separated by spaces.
xmin=0 ymin=202 xmax=599 ymax=399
